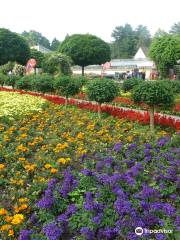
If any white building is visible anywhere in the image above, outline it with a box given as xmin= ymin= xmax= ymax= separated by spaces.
xmin=31 ymin=44 xmax=52 ymax=54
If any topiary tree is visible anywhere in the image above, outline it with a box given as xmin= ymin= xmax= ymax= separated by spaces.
xmin=87 ymin=78 xmax=119 ymax=118
xmin=15 ymin=75 xmax=34 ymax=91
xmin=132 ymin=81 xmax=174 ymax=133
xmin=42 ymin=52 xmax=72 ymax=75
xmin=54 ymin=76 xmax=81 ymax=107
xmin=60 ymin=34 xmax=111 ymax=75
xmin=122 ymin=78 xmax=143 ymax=92
xmin=0 ymin=28 xmax=30 ymax=65
xmin=33 ymin=74 xmax=54 ymax=94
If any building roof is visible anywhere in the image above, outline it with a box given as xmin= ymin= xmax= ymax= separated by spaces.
xmin=134 ymin=48 xmax=146 ymax=59
xmin=31 ymin=44 xmax=52 ymax=54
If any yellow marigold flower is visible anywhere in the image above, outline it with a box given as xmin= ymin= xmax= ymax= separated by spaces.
xmin=0 ymin=208 xmax=7 ymax=215
xmin=20 ymin=133 xmax=27 ymax=139
xmin=77 ymin=132 xmax=84 ymax=139
xmin=8 ymin=229 xmax=14 ymax=236
xmin=1 ymin=224 xmax=11 ymax=231
xmin=66 ymin=157 xmax=71 ymax=162
xmin=127 ymin=135 xmax=133 ymax=142
xmin=0 ymin=144 xmax=3 ymax=149
xmin=5 ymin=216 xmax=13 ymax=222
xmin=18 ymin=198 xmax=29 ymax=203
xmin=50 ymin=168 xmax=58 ymax=174
xmin=11 ymin=214 xmax=24 ymax=225
xmin=58 ymin=158 xmax=66 ymax=164
xmin=44 ymin=163 xmax=52 ymax=169
xmin=14 ymin=207 xmax=20 ymax=213
xmin=0 ymin=164 xmax=5 ymax=170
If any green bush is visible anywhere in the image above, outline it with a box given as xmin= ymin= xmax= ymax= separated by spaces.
xmin=33 ymin=74 xmax=54 ymax=93
xmin=15 ymin=75 xmax=35 ymax=91
xmin=122 ymin=78 xmax=143 ymax=92
xmin=42 ymin=52 xmax=72 ymax=75
xmin=87 ymin=78 xmax=119 ymax=104
xmin=0 ymin=61 xmax=15 ymax=74
xmin=162 ymin=80 xmax=180 ymax=95
xmin=0 ymin=73 xmax=8 ymax=86
xmin=4 ymin=75 xmax=19 ymax=89
xmin=54 ymin=76 xmax=81 ymax=99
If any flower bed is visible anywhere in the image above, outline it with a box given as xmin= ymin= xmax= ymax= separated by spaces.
xmin=0 ymin=87 xmax=180 ymax=130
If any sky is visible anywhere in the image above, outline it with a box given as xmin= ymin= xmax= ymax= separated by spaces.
xmin=0 ymin=0 xmax=179 ymax=43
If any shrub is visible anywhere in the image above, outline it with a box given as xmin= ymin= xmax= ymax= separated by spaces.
xmin=122 ymin=78 xmax=143 ymax=92
xmin=87 ymin=78 xmax=119 ymax=117
xmin=132 ymin=81 xmax=174 ymax=132
xmin=4 ymin=75 xmax=19 ymax=89
xmin=42 ymin=52 xmax=72 ymax=75
xmin=33 ymin=74 xmax=54 ymax=94
xmin=12 ymin=63 xmax=25 ymax=76
xmin=54 ymin=76 xmax=81 ymax=106
xmin=162 ymin=80 xmax=180 ymax=95
xmin=15 ymin=75 xmax=35 ymax=91
xmin=0 ymin=73 xmax=8 ymax=86
xmin=0 ymin=61 xmax=15 ymax=74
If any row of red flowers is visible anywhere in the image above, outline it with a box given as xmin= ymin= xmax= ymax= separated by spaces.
xmin=1 ymin=87 xmax=180 ymax=130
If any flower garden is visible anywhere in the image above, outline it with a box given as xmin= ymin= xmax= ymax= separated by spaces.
xmin=0 ymin=89 xmax=179 ymax=240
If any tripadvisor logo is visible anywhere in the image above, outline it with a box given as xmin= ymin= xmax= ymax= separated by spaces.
xmin=135 ymin=227 xmax=173 ymax=236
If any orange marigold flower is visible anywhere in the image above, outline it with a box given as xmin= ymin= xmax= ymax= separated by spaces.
xmin=50 ymin=168 xmax=58 ymax=174
xmin=8 ymin=229 xmax=14 ymax=236
xmin=0 ymin=164 xmax=5 ymax=170
xmin=0 ymin=208 xmax=7 ymax=215
xmin=1 ymin=224 xmax=11 ymax=231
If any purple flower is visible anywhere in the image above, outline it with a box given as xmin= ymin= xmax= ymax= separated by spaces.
xmin=81 ymin=169 xmax=94 ymax=176
xmin=114 ymin=142 xmax=122 ymax=152
xmin=66 ymin=204 xmax=77 ymax=216
xmin=48 ymin=178 xmax=58 ymax=189
xmin=42 ymin=222 xmax=63 ymax=240
xmin=57 ymin=213 xmax=68 ymax=223
xmin=156 ymin=233 xmax=166 ymax=240
xmin=141 ymin=184 xmax=160 ymax=199
xmin=114 ymin=198 xmax=131 ymax=215
xmin=37 ymin=195 xmax=54 ymax=209
xmin=103 ymin=227 xmax=119 ymax=239
xmin=18 ymin=230 xmax=33 ymax=240
xmin=92 ymin=213 xmax=103 ymax=225
xmin=162 ymin=203 xmax=176 ymax=217
xmin=80 ymin=227 xmax=95 ymax=240
xmin=175 ymin=216 xmax=180 ymax=231
xmin=96 ymin=161 xmax=104 ymax=172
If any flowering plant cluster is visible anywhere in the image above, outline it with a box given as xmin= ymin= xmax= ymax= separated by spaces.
xmin=19 ymin=137 xmax=180 ymax=240
xmin=1 ymin=91 xmax=170 ymax=239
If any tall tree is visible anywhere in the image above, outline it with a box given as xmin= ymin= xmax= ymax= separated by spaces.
xmin=135 ymin=25 xmax=151 ymax=49
xmin=149 ymin=34 xmax=180 ymax=77
xmin=111 ymin=24 xmax=136 ymax=58
xmin=51 ymin=38 xmax=61 ymax=51
xmin=154 ymin=28 xmax=168 ymax=38
xmin=0 ymin=28 xmax=30 ymax=65
xmin=170 ymin=22 xmax=180 ymax=34
xmin=60 ymin=34 xmax=110 ymax=75
xmin=21 ymin=30 xmax=50 ymax=49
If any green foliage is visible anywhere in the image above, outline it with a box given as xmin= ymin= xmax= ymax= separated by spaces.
xmin=21 ymin=30 xmax=50 ymax=49
xmin=0 ymin=73 xmax=8 ymax=86
xmin=132 ymin=81 xmax=175 ymax=107
xmin=111 ymin=24 xmax=151 ymax=58
xmin=4 ymin=75 xmax=19 ymax=88
xmin=87 ymin=78 xmax=119 ymax=104
xmin=30 ymin=49 xmax=45 ymax=68
xmin=0 ymin=28 xmax=30 ymax=65
xmin=0 ymin=61 xmax=15 ymax=74
xmin=162 ymin=80 xmax=180 ymax=95
xmin=33 ymin=74 xmax=54 ymax=93
xmin=42 ymin=52 xmax=72 ymax=75
xmin=149 ymin=34 xmax=180 ymax=78
xmin=51 ymin=38 xmax=61 ymax=51
xmin=60 ymin=34 xmax=110 ymax=74
xmin=169 ymin=22 xmax=180 ymax=34
xmin=169 ymin=133 xmax=180 ymax=147
xmin=122 ymin=78 xmax=143 ymax=92
xmin=15 ymin=75 xmax=34 ymax=91
xmin=12 ymin=63 xmax=25 ymax=76
xmin=54 ymin=76 xmax=81 ymax=98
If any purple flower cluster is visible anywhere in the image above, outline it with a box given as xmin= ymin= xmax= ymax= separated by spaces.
xmin=18 ymin=230 xmax=33 ymax=240
xmin=42 ymin=222 xmax=62 ymax=240
xmin=59 ymin=170 xmax=78 ymax=198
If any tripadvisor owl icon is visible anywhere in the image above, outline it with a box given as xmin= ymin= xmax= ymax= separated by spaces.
xmin=135 ymin=227 xmax=144 ymax=236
